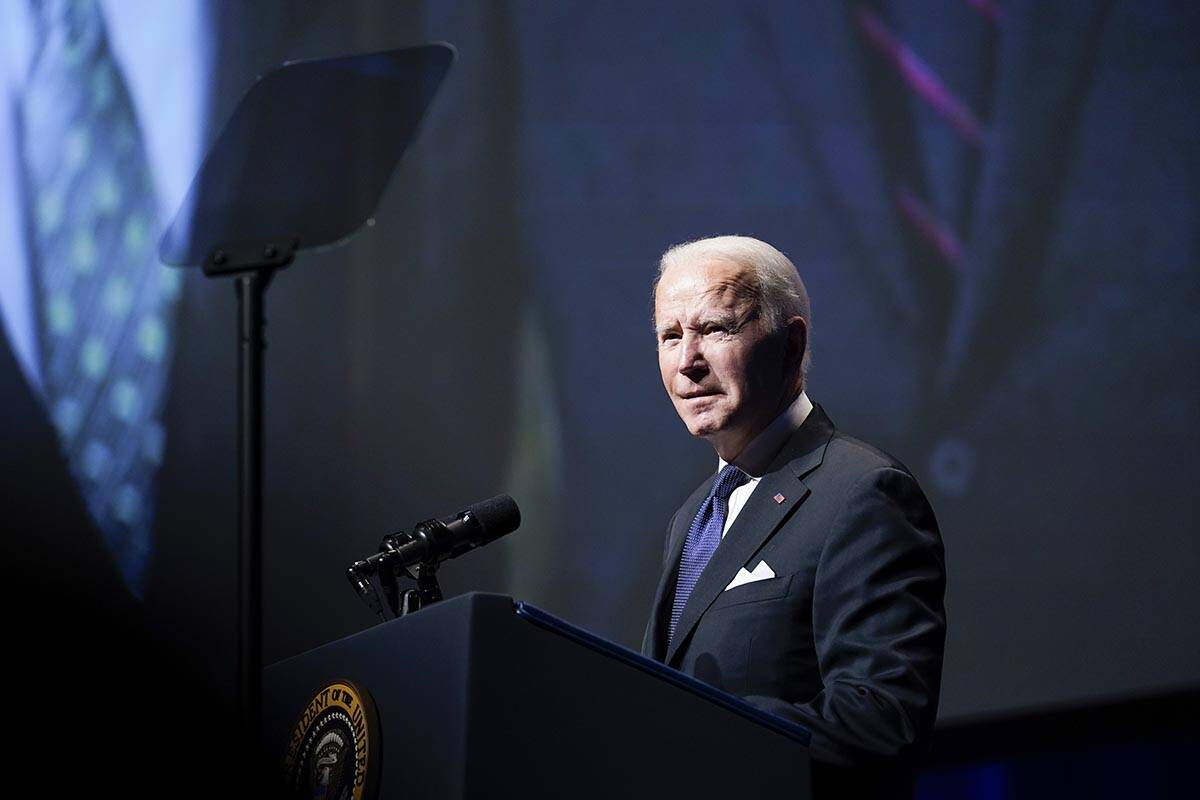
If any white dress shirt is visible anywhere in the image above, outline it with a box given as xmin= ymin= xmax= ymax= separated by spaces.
xmin=718 ymin=390 xmax=814 ymax=538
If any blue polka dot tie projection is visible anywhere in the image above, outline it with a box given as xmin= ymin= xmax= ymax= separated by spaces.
xmin=668 ymin=464 xmax=748 ymax=646
xmin=20 ymin=0 xmax=181 ymax=595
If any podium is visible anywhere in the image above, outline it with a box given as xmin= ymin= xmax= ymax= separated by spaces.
xmin=263 ymin=593 xmax=811 ymax=798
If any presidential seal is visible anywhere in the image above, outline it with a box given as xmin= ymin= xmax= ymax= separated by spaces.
xmin=283 ymin=680 xmax=380 ymax=800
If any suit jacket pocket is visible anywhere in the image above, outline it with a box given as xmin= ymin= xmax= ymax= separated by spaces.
xmin=713 ymin=574 xmax=793 ymax=608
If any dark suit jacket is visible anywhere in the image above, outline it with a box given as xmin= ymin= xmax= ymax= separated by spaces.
xmin=642 ymin=405 xmax=946 ymax=783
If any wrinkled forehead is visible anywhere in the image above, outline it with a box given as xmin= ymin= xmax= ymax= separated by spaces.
xmin=654 ymin=257 xmax=757 ymax=319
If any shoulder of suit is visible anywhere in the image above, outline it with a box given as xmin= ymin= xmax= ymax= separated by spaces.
xmin=808 ymin=428 xmax=918 ymax=482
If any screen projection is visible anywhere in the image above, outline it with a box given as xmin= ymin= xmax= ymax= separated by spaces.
xmin=1 ymin=0 xmax=1196 ymax=726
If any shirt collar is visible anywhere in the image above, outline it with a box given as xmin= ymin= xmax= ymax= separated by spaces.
xmin=719 ymin=391 xmax=814 ymax=478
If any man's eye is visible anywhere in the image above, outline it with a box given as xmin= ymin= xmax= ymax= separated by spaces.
xmin=703 ymin=325 xmax=728 ymax=336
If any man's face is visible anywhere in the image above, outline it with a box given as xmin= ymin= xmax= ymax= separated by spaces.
xmin=654 ymin=257 xmax=791 ymax=461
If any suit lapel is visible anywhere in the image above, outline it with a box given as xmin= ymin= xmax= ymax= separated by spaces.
xmin=936 ymin=0 xmax=1112 ymax=421
xmin=664 ymin=406 xmax=836 ymax=666
xmin=755 ymin=0 xmax=920 ymax=327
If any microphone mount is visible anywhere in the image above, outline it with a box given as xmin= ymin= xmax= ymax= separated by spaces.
xmin=348 ymin=519 xmax=448 ymax=620
xmin=347 ymin=494 xmax=520 ymax=621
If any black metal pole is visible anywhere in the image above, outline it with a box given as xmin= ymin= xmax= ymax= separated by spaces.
xmin=235 ymin=270 xmax=268 ymax=741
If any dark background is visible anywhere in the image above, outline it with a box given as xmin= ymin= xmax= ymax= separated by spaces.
xmin=3 ymin=1 xmax=1198 ymax=795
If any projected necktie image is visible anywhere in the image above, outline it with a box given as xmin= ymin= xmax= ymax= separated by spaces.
xmin=19 ymin=0 xmax=180 ymax=594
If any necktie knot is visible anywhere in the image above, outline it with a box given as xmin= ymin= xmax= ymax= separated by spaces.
xmin=710 ymin=464 xmax=747 ymax=501
xmin=29 ymin=0 xmax=102 ymax=66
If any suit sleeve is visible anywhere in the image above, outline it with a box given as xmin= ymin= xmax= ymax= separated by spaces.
xmin=743 ymin=466 xmax=947 ymax=766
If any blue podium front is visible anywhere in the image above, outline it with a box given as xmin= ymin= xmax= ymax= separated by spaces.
xmin=263 ymin=593 xmax=811 ymax=799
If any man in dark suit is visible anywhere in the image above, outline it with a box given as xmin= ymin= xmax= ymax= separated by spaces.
xmin=642 ymin=235 xmax=946 ymax=794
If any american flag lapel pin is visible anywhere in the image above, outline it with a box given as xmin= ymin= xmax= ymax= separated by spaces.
xmin=773 ymin=493 xmax=786 ymax=504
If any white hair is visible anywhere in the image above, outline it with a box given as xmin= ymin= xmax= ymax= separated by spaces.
xmin=655 ymin=235 xmax=812 ymax=382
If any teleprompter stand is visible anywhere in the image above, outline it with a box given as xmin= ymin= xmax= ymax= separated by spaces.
xmin=158 ymin=44 xmax=455 ymax=738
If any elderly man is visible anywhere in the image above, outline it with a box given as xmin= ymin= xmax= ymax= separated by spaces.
xmin=642 ymin=235 xmax=946 ymax=794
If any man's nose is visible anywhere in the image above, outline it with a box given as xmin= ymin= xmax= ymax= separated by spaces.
xmin=677 ymin=333 xmax=706 ymax=379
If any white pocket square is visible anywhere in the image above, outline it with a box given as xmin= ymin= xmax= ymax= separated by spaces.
xmin=724 ymin=560 xmax=776 ymax=591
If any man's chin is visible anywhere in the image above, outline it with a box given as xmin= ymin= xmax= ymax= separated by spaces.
xmin=682 ymin=413 xmax=728 ymax=439
xmin=677 ymin=396 xmax=724 ymax=424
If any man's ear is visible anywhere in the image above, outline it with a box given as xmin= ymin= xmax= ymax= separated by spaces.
xmin=783 ymin=316 xmax=808 ymax=370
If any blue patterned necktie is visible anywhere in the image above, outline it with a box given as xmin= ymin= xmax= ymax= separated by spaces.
xmin=668 ymin=464 xmax=748 ymax=646
xmin=20 ymin=0 xmax=181 ymax=594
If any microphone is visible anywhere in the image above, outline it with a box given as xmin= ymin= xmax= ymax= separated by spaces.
xmin=347 ymin=495 xmax=520 ymax=612
xmin=381 ymin=493 xmax=520 ymax=569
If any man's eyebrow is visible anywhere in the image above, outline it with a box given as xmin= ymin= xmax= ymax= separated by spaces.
xmin=697 ymin=308 xmax=757 ymax=331
xmin=697 ymin=311 xmax=740 ymax=327
xmin=656 ymin=308 xmax=754 ymax=336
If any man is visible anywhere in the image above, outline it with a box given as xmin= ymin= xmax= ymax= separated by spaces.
xmin=642 ymin=235 xmax=946 ymax=794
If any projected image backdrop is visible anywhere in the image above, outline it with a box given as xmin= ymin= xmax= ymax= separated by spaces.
xmin=1 ymin=0 xmax=1196 ymax=725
